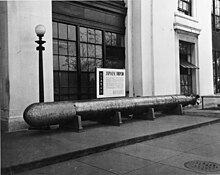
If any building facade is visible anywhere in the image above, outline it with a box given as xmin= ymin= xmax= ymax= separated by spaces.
xmin=0 ymin=0 xmax=214 ymax=132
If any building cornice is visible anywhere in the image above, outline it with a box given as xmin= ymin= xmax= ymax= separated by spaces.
xmin=174 ymin=12 xmax=201 ymax=35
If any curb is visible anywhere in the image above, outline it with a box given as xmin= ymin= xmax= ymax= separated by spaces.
xmin=2 ymin=118 xmax=220 ymax=175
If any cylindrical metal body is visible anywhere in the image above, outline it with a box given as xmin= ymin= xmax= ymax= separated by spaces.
xmin=24 ymin=101 xmax=77 ymax=127
xmin=24 ymin=95 xmax=197 ymax=127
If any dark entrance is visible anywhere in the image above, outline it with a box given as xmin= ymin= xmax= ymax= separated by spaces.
xmin=52 ymin=1 xmax=127 ymax=101
xmin=179 ymin=41 xmax=199 ymax=95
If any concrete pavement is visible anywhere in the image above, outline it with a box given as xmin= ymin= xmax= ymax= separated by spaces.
xmin=1 ymin=107 xmax=220 ymax=175
xmin=14 ymin=122 xmax=220 ymax=175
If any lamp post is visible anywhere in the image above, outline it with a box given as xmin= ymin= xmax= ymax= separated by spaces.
xmin=35 ymin=24 xmax=46 ymax=103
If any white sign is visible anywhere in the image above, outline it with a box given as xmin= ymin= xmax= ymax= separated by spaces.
xmin=96 ymin=68 xmax=125 ymax=98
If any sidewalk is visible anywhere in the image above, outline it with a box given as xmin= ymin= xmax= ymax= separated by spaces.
xmin=1 ymin=107 xmax=220 ymax=174
xmin=16 ymin=122 xmax=220 ymax=175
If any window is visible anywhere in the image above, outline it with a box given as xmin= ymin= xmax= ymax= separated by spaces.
xmin=179 ymin=41 xmax=197 ymax=95
xmin=52 ymin=1 xmax=126 ymax=101
xmin=178 ymin=0 xmax=192 ymax=16
xmin=53 ymin=22 xmax=125 ymax=101
xmin=105 ymin=32 xmax=125 ymax=69
xmin=53 ymin=22 xmax=78 ymax=101
xmin=212 ymin=0 xmax=220 ymax=31
xmin=213 ymin=50 xmax=220 ymax=93
xmin=79 ymin=27 xmax=103 ymax=99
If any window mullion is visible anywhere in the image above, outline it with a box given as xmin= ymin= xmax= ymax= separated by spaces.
xmin=103 ymin=30 xmax=106 ymax=68
xmin=76 ymin=25 xmax=81 ymax=100
xmin=57 ymin=24 xmax=61 ymax=101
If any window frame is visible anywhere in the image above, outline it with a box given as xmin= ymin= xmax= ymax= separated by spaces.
xmin=178 ymin=0 xmax=192 ymax=16
xmin=212 ymin=0 xmax=220 ymax=32
xmin=179 ymin=41 xmax=194 ymax=95
xmin=53 ymin=21 xmax=125 ymax=101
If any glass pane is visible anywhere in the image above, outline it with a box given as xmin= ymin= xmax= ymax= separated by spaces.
xmin=96 ymin=59 xmax=102 ymax=68
xmin=58 ymin=23 xmax=67 ymax=39
xmin=180 ymin=76 xmax=184 ymax=86
xmin=216 ymin=16 xmax=220 ymax=29
xmin=54 ymin=88 xmax=59 ymax=95
xmin=112 ymin=33 xmax=117 ymax=46
xmin=60 ymin=95 xmax=69 ymax=101
xmin=185 ymin=86 xmax=189 ymax=94
xmin=217 ymin=57 xmax=220 ymax=86
xmin=68 ymin=42 xmax=76 ymax=56
xmin=54 ymin=72 xmax=59 ymax=87
xmin=181 ymin=86 xmax=185 ymax=95
xmin=69 ymin=88 xmax=78 ymax=94
xmin=178 ymin=1 xmax=183 ymax=9
xmin=88 ymin=58 xmax=96 ymax=72
xmin=69 ymin=72 xmax=77 ymax=87
xmin=53 ymin=55 xmax=59 ymax=71
xmin=187 ymin=76 xmax=192 ymax=85
xmin=89 ymin=73 xmax=95 ymax=87
xmin=60 ymin=88 xmax=69 ymax=95
xmin=88 ymin=28 xmax=95 ymax=43
xmin=60 ymin=72 xmax=68 ymax=87
xmin=217 ymin=80 xmax=220 ymax=93
xmin=105 ymin=59 xmax=124 ymax=69
xmin=81 ymin=73 xmax=88 ymax=86
xmin=89 ymin=93 xmax=96 ymax=99
xmin=53 ymin=39 xmax=58 ymax=54
xmin=183 ymin=2 xmax=188 ymax=11
xmin=80 ymin=43 xmax=87 ymax=57
xmin=59 ymin=40 xmax=68 ymax=55
xmin=81 ymin=95 xmax=89 ymax=100
xmin=213 ymin=54 xmax=216 ymax=78
xmin=187 ymin=44 xmax=191 ymax=55
xmin=80 ymin=27 xmax=87 ymax=42
xmin=69 ymin=95 xmax=78 ymax=101
xmin=106 ymin=46 xmax=125 ymax=60
xmin=96 ymin=45 xmax=102 ymax=58
xmin=188 ymin=86 xmax=192 ymax=94
xmin=116 ymin=34 xmax=124 ymax=47
xmin=216 ymin=51 xmax=220 ymax=60
xmin=216 ymin=0 xmax=220 ymax=15
xmin=105 ymin=32 xmax=112 ymax=45
xmin=81 ymin=58 xmax=89 ymax=72
xmin=88 ymin=44 xmax=95 ymax=57
xmin=54 ymin=95 xmax=60 ymax=101
xmin=89 ymin=88 xmax=96 ymax=94
xmin=181 ymin=75 xmax=185 ymax=85
xmin=53 ymin=22 xmax=58 ymax=38
xmin=69 ymin=57 xmax=77 ymax=71
xmin=68 ymin=25 xmax=76 ymax=41
xmin=59 ymin=56 xmax=68 ymax=71
xmin=95 ymin=30 xmax=102 ymax=44
xmin=184 ymin=75 xmax=188 ymax=85
xmin=81 ymin=88 xmax=88 ymax=93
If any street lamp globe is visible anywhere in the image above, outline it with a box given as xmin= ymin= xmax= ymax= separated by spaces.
xmin=35 ymin=24 xmax=46 ymax=36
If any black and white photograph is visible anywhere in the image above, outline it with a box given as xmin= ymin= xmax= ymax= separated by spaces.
xmin=1 ymin=0 xmax=220 ymax=174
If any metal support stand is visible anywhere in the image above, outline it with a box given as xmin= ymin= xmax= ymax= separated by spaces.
xmin=147 ymin=107 xmax=155 ymax=120
xmin=112 ymin=111 xmax=122 ymax=126
xmin=59 ymin=115 xmax=83 ymax=132
xmin=141 ymin=107 xmax=155 ymax=120
xmin=172 ymin=104 xmax=183 ymax=115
